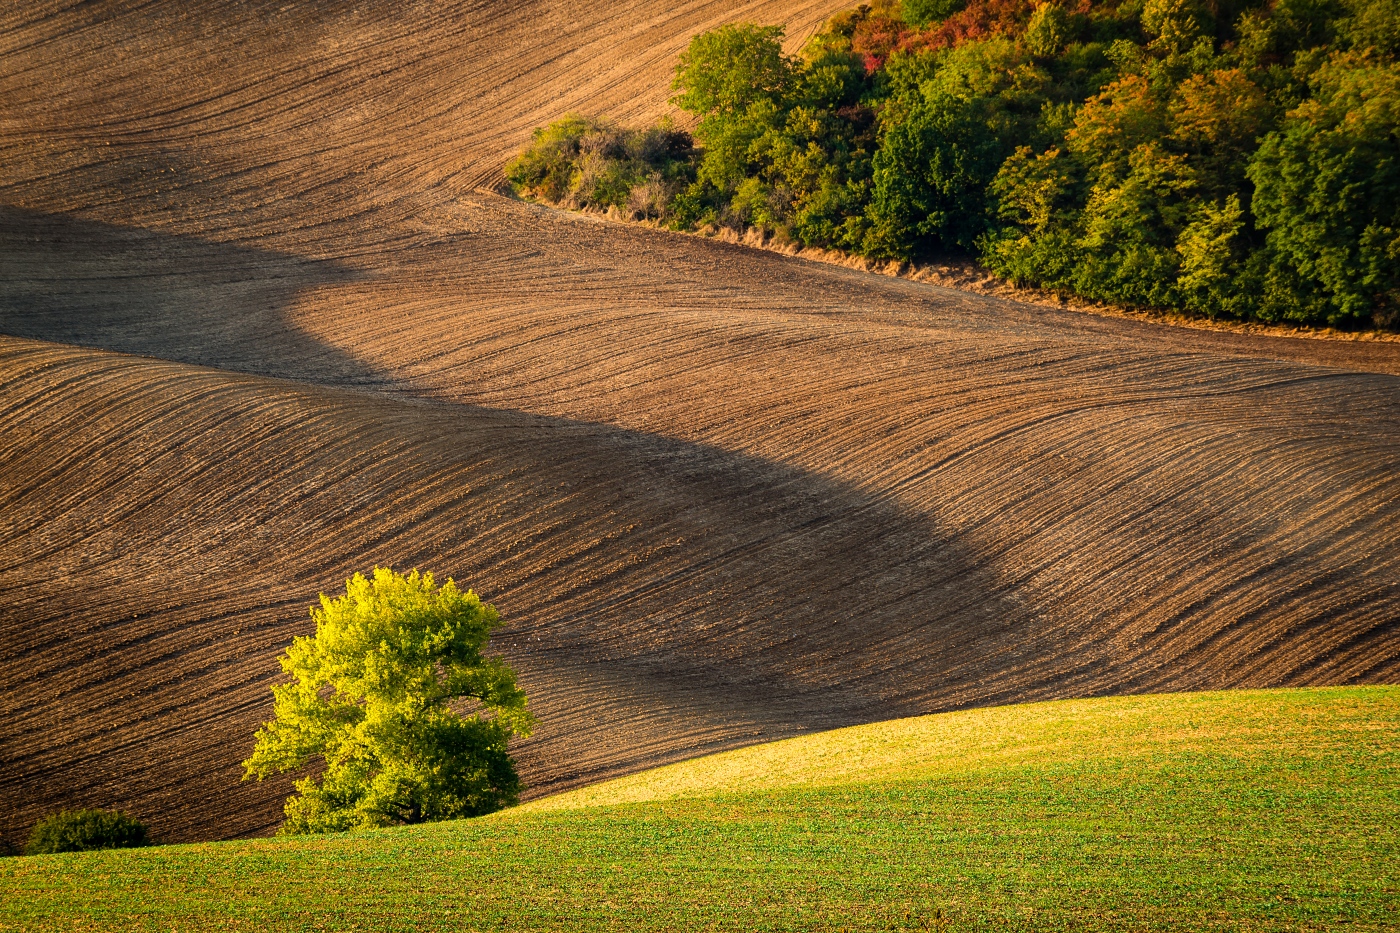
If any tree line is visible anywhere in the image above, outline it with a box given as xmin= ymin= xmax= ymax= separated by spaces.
xmin=509 ymin=0 xmax=1400 ymax=329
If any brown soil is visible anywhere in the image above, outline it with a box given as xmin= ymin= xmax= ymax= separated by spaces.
xmin=565 ymin=203 xmax=1400 ymax=343
xmin=2 ymin=0 xmax=1397 ymax=850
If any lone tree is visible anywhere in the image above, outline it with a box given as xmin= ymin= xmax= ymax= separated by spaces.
xmin=243 ymin=568 xmax=533 ymax=834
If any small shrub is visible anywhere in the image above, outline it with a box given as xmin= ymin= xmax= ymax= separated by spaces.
xmin=507 ymin=115 xmax=696 ymax=219
xmin=25 ymin=809 xmax=149 ymax=855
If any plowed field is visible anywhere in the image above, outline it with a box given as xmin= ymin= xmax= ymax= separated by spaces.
xmin=2 ymin=0 xmax=1398 ymax=849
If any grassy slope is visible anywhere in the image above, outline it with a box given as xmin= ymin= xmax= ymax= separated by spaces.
xmin=2 ymin=687 xmax=1396 ymax=932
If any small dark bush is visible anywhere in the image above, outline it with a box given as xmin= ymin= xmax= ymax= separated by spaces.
xmin=25 ymin=809 xmax=149 ymax=855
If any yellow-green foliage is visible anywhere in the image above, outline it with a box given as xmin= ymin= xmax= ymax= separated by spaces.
xmin=6 ymin=687 xmax=1396 ymax=931
xmin=242 ymin=568 xmax=533 ymax=834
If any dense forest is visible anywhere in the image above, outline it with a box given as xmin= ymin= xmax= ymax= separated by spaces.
xmin=509 ymin=0 xmax=1400 ymax=329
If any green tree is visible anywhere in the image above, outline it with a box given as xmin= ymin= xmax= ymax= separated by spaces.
xmin=506 ymin=116 xmax=695 ymax=215
xmin=505 ymin=114 xmax=597 ymax=203
xmin=1073 ymin=143 xmax=1198 ymax=307
xmin=1169 ymin=68 xmax=1277 ymax=196
xmin=865 ymin=89 xmax=1007 ymax=254
xmin=1065 ymin=74 xmax=1170 ymax=186
xmin=1176 ymin=193 xmax=1251 ymax=317
xmin=672 ymin=24 xmax=796 ymax=208
xmin=1141 ymin=0 xmax=1209 ymax=55
xmin=243 ymin=568 xmax=533 ymax=835
xmin=982 ymin=145 xmax=1086 ymax=286
xmin=902 ymin=0 xmax=968 ymax=28
xmin=1024 ymin=3 xmax=1072 ymax=59
xmin=865 ymin=39 xmax=1043 ymax=256
xmin=1248 ymin=53 xmax=1400 ymax=325
xmin=1340 ymin=0 xmax=1400 ymax=57
xmin=672 ymin=24 xmax=794 ymax=125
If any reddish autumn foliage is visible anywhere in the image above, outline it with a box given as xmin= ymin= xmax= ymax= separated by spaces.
xmin=924 ymin=0 xmax=1036 ymax=51
xmin=851 ymin=15 xmax=914 ymax=72
xmin=894 ymin=0 xmax=1102 ymax=55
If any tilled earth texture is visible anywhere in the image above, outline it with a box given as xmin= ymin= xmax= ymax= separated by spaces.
xmin=2 ymin=0 xmax=1398 ymax=849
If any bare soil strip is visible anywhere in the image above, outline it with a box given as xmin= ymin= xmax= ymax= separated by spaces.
xmin=2 ymin=0 xmax=1397 ymax=847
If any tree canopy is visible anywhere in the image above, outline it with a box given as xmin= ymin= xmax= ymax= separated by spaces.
xmin=672 ymin=24 xmax=795 ymax=121
xmin=243 ymin=568 xmax=533 ymax=834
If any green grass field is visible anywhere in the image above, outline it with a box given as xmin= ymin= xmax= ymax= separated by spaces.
xmin=3 ymin=687 xmax=1396 ymax=932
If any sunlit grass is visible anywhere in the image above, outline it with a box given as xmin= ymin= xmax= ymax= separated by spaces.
xmin=3 ymin=687 xmax=1396 ymax=932
xmin=517 ymin=686 xmax=1392 ymax=812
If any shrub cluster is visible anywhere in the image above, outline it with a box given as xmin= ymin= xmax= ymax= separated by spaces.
xmin=24 ymin=809 xmax=148 ymax=855
xmin=511 ymin=0 xmax=1400 ymax=329
xmin=507 ymin=116 xmax=697 ymax=221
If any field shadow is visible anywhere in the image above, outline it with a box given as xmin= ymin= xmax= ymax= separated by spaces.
xmin=0 ymin=368 xmax=1058 ymax=844
xmin=0 ymin=206 xmax=1070 ymax=845
xmin=0 ymin=205 xmax=379 ymax=385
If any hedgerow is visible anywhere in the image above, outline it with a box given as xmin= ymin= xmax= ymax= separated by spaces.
xmin=510 ymin=0 xmax=1400 ymax=329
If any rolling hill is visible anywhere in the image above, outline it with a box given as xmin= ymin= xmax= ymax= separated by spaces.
xmin=1 ymin=0 xmax=1397 ymax=850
